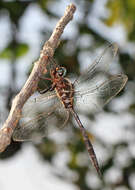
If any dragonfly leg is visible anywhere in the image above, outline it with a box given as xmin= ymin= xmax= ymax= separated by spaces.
xmin=70 ymin=108 xmax=102 ymax=178
xmin=38 ymin=86 xmax=51 ymax=94
xmin=37 ymin=85 xmax=55 ymax=94
xmin=37 ymin=83 xmax=56 ymax=94
xmin=39 ymin=76 xmax=52 ymax=81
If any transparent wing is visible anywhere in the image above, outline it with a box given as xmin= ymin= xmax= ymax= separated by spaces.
xmin=74 ymin=43 xmax=118 ymax=91
xmin=20 ymin=91 xmax=57 ymax=117
xmin=74 ymin=74 xmax=128 ymax=113
xmin=13 ymin=91 xmax=69 ymax=141
xmin=73 ymin=43 xmax=127 ymax=113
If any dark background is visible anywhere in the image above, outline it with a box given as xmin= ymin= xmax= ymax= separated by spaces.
xmin=0 ymin=0 xmax=135 ymax=189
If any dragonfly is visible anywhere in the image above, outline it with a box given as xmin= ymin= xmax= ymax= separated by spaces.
xmin=13 ymin=43 xmax=128 ymax=177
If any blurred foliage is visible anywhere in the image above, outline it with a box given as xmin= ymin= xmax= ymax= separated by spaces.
xmin=0 ymin=43 xmax=29 ymax=59
xmin=36 ymin=138 xmax=58 ymax=162
xmin=0 ymin=1 xmax=30 ymax=25
xmin=0 ymin=0 xmax=135 ymax=190
xmin=106 ymin=0 xmax=135 ymax=41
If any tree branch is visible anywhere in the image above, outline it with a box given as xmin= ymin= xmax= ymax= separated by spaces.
xmin=0 ymin=3 xmax=76 ymax=152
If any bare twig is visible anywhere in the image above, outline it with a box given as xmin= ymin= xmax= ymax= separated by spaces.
xmin=0 ymin=3 xmax=76 ymax=152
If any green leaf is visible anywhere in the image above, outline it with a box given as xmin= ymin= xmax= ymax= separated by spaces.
xmin=0 ymin=43 xmax=29 ymax=60
xmin=15 ymin=43 xmax=29 ymax=58
xmin=0 ymin=46 xmax=12 ymax=59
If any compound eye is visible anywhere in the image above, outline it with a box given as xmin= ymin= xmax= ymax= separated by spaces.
xmin=57 ymin=67 xmax=67 ymax=77
xmin=58 ymin=69 xmax=63 ymax=76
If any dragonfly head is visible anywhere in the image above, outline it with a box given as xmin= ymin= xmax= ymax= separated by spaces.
xmin=51 ymin=66 xmax=67 ymax=78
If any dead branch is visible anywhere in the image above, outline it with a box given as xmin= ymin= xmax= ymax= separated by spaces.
xmin=0 ymin=3 xmax=76 ymax=152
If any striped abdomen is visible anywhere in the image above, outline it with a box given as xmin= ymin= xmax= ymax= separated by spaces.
xmin=55 ymin=78 xmax=74 ymax=109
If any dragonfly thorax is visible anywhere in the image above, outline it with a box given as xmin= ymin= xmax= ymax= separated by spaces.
xmin=50 ymin=66 xmax=74 ymax=109
xmin=55 ymin=77 xmax=74 ymax=109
